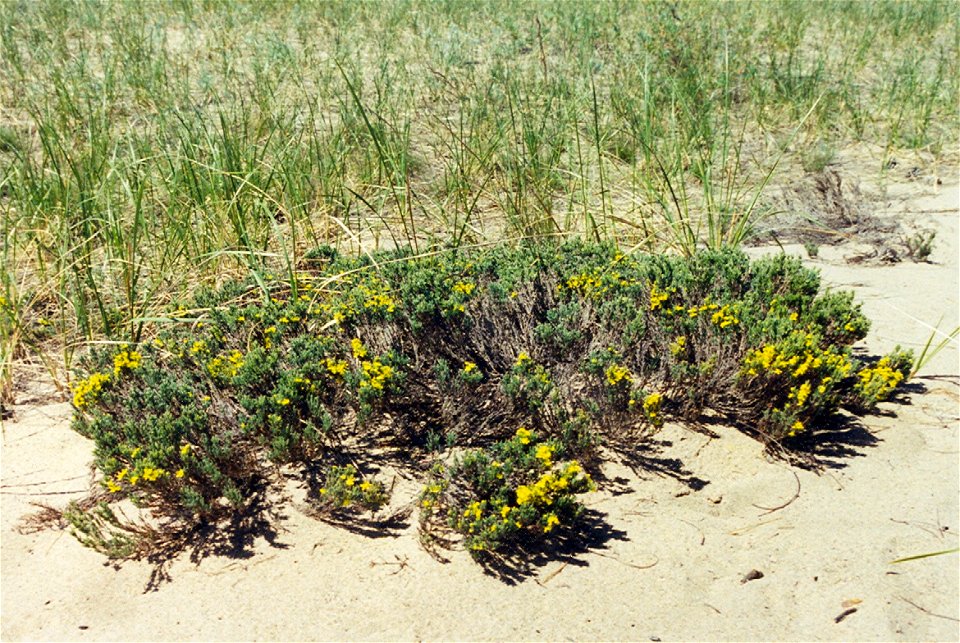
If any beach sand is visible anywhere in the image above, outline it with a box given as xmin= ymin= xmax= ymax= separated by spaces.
xmin=2 ymin=179 xmax=957 ymax=642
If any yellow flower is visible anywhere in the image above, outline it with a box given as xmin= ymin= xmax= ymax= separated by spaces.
xmin=564 ymin=461 xmax=582 ymax=477
xmin=112 ymin=350 xmax=143 ymax=376
xmin=363 ymin=292 xmax=397 ymax=313
xmin=788 ymin=420 xmax=805 ymax=437
xmin=452 ymin=281 xmax=475 ymax=296
xmin=71 ymin=372 xmax=110 ymax=409
xmin=325 ymin=358 xmax=348 ymax=376
xmin=360 ymin=481 xmax=374 ymax=492
xmin=462 ymin=361 xmax=477 ymax=373
xmin=643 ymin=392 xmax=662 ymax=413
xmin=605 ymin=364 xmax=631 ymax=386
xmin=535 ymin=444 xmax=554 ymax=465
xmin=515 ymin=485 xmax=534 ymax=505
xmin=794 ymin=381 xmax=812 ymax=406
xmin=544 ymin=513 xmax=560 ymax=533
xmin=360 ymin=359 xmax=394 ymax=391
xmin=106 ymin=480 xmax=122 ymax=493
xmin=351 ymin=338 xmax=367 ymax=359
xmin=515 ymin=352 xmax=531 ymax=367
xmin=141 ymin=467 xmax=165 ymax=482
xmin=649 ymin=283 xmax=669 ymax=310
xmin=515 ymin=427 xmax=533 ymax=445
xmin=670 ymin=336 xmax=687 ymax=357
xmin=175 ymin=469 xmax=185 ymax=479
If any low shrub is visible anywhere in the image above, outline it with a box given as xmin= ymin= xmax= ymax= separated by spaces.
xmin=419 ymin=428 xmax=595 ymax=559
xmin=66 ymin=241 xmax=912 ymax=561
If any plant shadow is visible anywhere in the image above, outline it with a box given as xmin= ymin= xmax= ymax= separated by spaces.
xmin=786 ymin=379 xmax=930 ymax=470
xmin=314 ymin=507 xmax=412 ymax=539
xmin=604 ymin=437 xmax=710 ymax=491
xmin=141 ymin=478 xmax=289 ymax=591
xmin=476 ymin=508 xmax=629 ymax=585
xmin=783 ymin=413 xmax=880 ymax=470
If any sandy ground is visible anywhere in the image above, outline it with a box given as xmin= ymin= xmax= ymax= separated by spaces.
xmin=2 ymin=180 xmax=958 ymax=642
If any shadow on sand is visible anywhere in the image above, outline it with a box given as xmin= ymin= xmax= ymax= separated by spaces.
xmin=475 ymin=509 xmax=630 ymax=585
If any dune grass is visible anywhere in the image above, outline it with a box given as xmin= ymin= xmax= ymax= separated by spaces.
xmin=1 ymin=0 xmax=958 ymax=399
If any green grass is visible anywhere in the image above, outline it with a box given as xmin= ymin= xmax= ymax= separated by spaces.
xmin=1 ymin=0 xmax=958 ymax=399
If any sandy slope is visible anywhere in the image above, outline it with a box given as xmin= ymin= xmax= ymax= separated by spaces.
xmin=2 ymin=182 xmax=958 ymax=642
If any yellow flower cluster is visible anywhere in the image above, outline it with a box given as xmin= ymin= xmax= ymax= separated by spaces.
xmin=106 ymin=464 xmax=176 ymax=492
xmin=535 ymin=443 xmax=554 ymax=466
xmin=72 ymin=372 xmax=110 ymax=409
xmin=670 ymin=335 xmax=687 ymax=357
xmin=709 ymin=304 xmax=740 ymax=328
xmin=452 ymin=281 xmax=476 ymax=296
xmin=325 ymin=358 xmax=348 ymax=376
xmin=743 ymin=334 xmax=851 ymax=379
xmin=420 ymin=480 xmax=446 ymax=508
xmin=515 ymin=461 xmax=593 ymax=507
xmin=351 ymin=338 xmax=367 ymax=359
xmin=854 ymin=357 xmax=905 ymax=402
xmin=360 ymin=359 xmax=394 ymax=391
xmin=141 ymin=466 xmax=166 ymax=482
xmin=463 ymin=500 xmax=484 ymax=521
xmin=788 ymin=420 xmax=805 ymax=438
xmin=189 ymin=339 xmax=208 ymax=355
xmin=642 ymin=392 xmax=663 ymax=426
xmin=515 ymin=352 xmax=531 ymax=367
xmin=790 ymin=381 xmax=812 ymax=406
xmin=543 ymin=513 xmax=561 ymax=533
xmin=605 ymin=364 xmax=632 ymax=387
xmin=112 ymin=349 xmax=142 ymax=376
xmin=564 ymin=269 xmax=641 ymax=300
xmin=462 ymin=361 xmax=478 ymax=374
xmin=649 ymin=283 xmax=670 ymax=310
xmin=363 ymin=293 xmax=396 ymax=313
xmin=515 ymin=427 xmax=533 ymax=444
xmin=319 ymin=465 xmax=387 ymax=510
xmin=207 ymin=349 xmax=244 ymax=379
xmin=566 ymin=272 xmax=603 ymax=295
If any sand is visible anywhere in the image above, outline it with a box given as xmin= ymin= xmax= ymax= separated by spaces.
xmin=2 ymin=178 xmax=958 ymax=642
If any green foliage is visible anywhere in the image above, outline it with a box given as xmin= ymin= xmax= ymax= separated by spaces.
xmin=419 ymin=428 xmax=595 ymax=558
xmin=66 ymin=241 xmax=910 ymax=560
xmin=904 ymin=230 xmax=936 ymax=262
xmin=63 ymin=502 xmax=142 ymax=560
xmin=501 ymin=352 xmax=555 ymax=412
xmin=848 ymin=348 xmax=913 ymax=411
xmin=316 ymin=465 xmax=390 ymax=513
xmin=3 ymin=0 xmax=957 ymax=388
